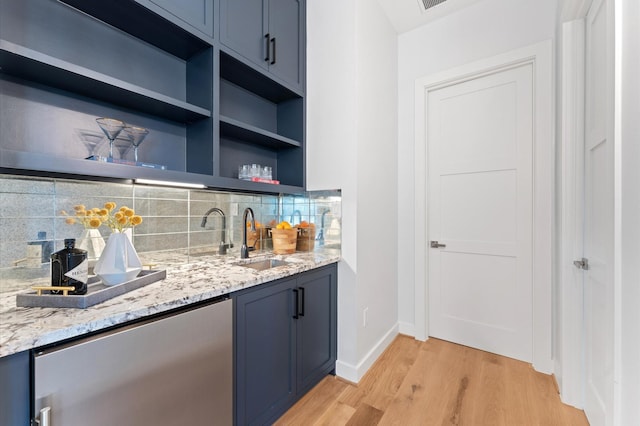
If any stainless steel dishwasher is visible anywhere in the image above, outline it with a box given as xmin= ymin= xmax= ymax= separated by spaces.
xmin=33 ymin=297 xmax=233 ymax=426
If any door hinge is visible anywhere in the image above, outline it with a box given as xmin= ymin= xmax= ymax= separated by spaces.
xmin=573 ymin=258 xmax=589 ymax=270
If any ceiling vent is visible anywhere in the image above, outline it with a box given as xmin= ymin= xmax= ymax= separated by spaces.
xmin=417 ymin=0 xmax=448 ymax=12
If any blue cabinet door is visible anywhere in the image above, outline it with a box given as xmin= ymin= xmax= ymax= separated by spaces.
xmin=220 ymin=0 xmax=303 ymax=90
xmin=0 ymin=351 xmax=30 ymax=426
xmin=220 ymin=0 xmax=267 ymax=69
xmin=234 ymin=264 xmax=337 ymax=425
xmin=296 ymin=265 xmax=337 ymax=394
xmin=235 ymin=277 xmax=297 ymax=425
xmin=144 ymin=0 xmax=214 ymax=37
xmin=267 ymin=0 xmax=304 ymax=90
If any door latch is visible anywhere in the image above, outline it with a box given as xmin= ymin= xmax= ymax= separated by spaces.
xmin=430 ymin=241 xmax=446 ymax=248
xmin=573 ymin=258 xmax=589 ymax=270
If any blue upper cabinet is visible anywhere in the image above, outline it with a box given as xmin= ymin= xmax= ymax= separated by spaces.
xmin=1 ymin=0 xmax=305 ymax=193
xmin=143 ymin=0 xmax=215 ymax=39
xmin=220 ymin=0 xmax=265 ymax=66
xmin=267 ymin=0 xmax=304 ymax=91
xmin=220 ymin=0 xmax=304 ymax=91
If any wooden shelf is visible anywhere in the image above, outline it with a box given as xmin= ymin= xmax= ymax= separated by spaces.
xmin=58 ymin=0 xmax=212 ymax=60
xmin=0 ymin=41 xmax=211 ymax=123
xmin=220 ymin=115 xmax=301 ymax=149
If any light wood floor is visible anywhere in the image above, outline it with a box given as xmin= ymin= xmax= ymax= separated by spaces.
xmin=275 ymin=335 xmax=589 ymax=425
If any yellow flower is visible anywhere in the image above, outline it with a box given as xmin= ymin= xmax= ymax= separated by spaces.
xmin=88 ymin=218 xmax=102 ymax=228
xmin=63 ymin=202 xmax=142 ymax=233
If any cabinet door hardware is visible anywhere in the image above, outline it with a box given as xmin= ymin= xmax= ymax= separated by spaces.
xmin=430 ymin=241 xmax=446 ymax=248
xmin=265 ymin=33 xmax=271 ymax=62
xmin=292 ymin=287 xmax=305 ymax=318
xmin=299 ymin=286 xmax=305 ymax=317
xmin=292 ymin=288 xmax=299 ymax=319
xmin=271 ymin=37 xmax=277 ymax=65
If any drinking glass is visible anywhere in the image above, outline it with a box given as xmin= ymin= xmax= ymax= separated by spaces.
xmin=95 ymin=118 xmax=126 ymax=159
xmin=124 ymin=126 xmax=149 ymax=162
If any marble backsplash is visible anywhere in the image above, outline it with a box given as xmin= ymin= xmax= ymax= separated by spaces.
xmin=0 ymin=174 xmax=341 ymax=280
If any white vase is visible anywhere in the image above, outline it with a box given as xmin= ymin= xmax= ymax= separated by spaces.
xmin=94 ymin=232 xmax=142 ymax=286
xmin=77 ymin=228 xmax=106 ymax=260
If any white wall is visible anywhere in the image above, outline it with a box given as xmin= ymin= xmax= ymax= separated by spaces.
xmin=307 ymin=0 xmax=399 ymax=381
xmin=619 ymin=0 xmax=640 ymax=422
xmin=397 ymin=0 xmax=558 ymax=336
xmin=306 ymin=0 xmax=360 ymax=368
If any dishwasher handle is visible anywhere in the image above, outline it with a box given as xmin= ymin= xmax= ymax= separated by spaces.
xmin=35 ymin=406 xmax=51 ymax=426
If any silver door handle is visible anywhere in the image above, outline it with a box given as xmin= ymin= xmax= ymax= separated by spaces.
xmin=573 ymin=258 xmax=589 ymax=270
xmin=430 ymin=241 xmax=446 ymax=248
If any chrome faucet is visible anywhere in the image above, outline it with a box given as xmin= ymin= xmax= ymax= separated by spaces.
xmin=201 ymin=207 xmax=233 ymax=255
xmin=241 ymin=207 xmax=256 ymax=259
xmin=316 ymin=209 xmax=330 ymax=246
xmin=290 ymin=209 xmax=302 ymax=225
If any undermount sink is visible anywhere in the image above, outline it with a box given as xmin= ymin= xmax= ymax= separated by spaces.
xmin=238 ymin=259 xmax=289 ymax=271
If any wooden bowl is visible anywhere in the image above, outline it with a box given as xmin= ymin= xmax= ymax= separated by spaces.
xmin=270 ymin=228 xmax=298 ymax=254
xmin=296 ymin=225 xmax=316 ymax=252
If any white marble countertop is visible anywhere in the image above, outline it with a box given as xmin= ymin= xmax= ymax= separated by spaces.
xmin=0 ymin=250 xmax=340 ymax=358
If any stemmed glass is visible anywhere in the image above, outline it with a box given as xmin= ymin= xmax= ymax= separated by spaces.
xmin=124 ymin=126 xmax=149 ymax=162
xmin=113 ymin=136 xmax=133 ymax=160
xmin=95 ymin=118 xmax=126 ymax=159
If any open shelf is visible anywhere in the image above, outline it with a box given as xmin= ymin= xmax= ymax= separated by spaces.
xmin=0 ymin=41 xmax=212 ymax=123
xmin=219 ymin=116 xmax=301 ymax=149
xmin=0 ymin=0 xmax=305 ymax=195
xmin=220 ymin=50 xmax=302 ymax=103
xmin=58 ymin=0 xmax=212 ymax=60
xmin=0 ymin=149 xmax=303 ymax=194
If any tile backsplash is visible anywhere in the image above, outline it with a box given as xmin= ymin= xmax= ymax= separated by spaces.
xmin=0 ymin=174 xmax=341 ymax=275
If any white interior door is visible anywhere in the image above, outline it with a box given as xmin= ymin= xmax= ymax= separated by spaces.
xmin=583 ymin=0 xmax=615 ymax=423
xmin=427 ymin=64 xmax=533 ymax=362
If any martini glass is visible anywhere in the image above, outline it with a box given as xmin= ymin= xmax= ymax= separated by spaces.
xmin=124 ymin=126 xmax=149 ymax=162
xmin=76 ymin=129 xmax=105 ymax=158
xmin=96 ymin=118 xmax=126 ymax=159
xmin=113 ymin=136 xmax=133 ymax=160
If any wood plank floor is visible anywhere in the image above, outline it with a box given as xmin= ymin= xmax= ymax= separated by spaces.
xmin=275 ymin=335 xmax=589 ymax=425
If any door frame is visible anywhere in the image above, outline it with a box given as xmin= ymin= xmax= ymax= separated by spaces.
xmin=413 ymin=40 xmax=554 ymax=373
xmin=558 ymin=18 xmax=586 ymax=409
xmin=559 ymin=1 xmax=623 ymax=422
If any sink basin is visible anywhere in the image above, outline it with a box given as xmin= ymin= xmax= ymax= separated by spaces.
xmin=238 ymin=259 xmax=289 ymax=271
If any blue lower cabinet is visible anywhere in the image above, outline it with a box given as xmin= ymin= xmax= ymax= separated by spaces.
xmin=0 ymin=351 xmax=30 ymax=426
xmin=234 ymin=264 xmax=337 ymax=425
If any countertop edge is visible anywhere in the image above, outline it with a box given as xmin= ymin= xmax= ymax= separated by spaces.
xmin=1 ymin=253 xmax=340 ymax=358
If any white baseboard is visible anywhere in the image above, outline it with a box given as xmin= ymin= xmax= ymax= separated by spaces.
xmin=335 ymin=323 xmax=399 ymax=383
xmin=398 ymin=321 xmax=416 ymax=337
